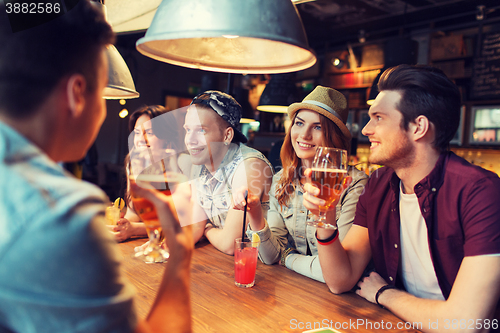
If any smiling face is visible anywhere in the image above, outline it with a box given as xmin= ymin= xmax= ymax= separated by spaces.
xmin=184 ymin=105 xmax=229 ymax=171
xmin=362 ymin=90 xmax=415 ymax=168
xmin=133 ymin=114 xmax=166 ymax=152
xmin=290 ymin=110 xmax=325 ymax=168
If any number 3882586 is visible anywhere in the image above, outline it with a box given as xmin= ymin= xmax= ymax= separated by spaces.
xmin=5 ymin=2 xmax=61 ymax=14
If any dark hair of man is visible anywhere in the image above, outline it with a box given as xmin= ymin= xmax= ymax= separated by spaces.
xmin=0 ymin=1 xmax=115 ymax=119
xmin=377 ymin=64 xmax=461 ymax=152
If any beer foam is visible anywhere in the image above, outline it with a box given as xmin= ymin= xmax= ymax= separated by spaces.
xmin=309 ymin=168 xmax=347 ymax=173
xmin=136 ymin=172 xmax=187 ymax=183
xmin=136 ymin=172 xmax=187 ymax=190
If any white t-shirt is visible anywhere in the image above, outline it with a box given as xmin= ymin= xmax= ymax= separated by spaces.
xmin=399 ymin=182 xmax=445 ymax=300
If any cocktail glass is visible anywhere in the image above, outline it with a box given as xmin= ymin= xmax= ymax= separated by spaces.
xmin=105 ymin=205 xmax=120 ymax=225
xmin=234 ymin=238 xmax=260 ymax=288
xmin=130 ymin=149 xmax=186 ymax=263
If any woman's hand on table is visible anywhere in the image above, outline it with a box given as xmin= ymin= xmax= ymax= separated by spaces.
xmin=108 ymin=219 xmax=147 ymax=242
xmin=108 ymin=218 xmax=135 ymax=242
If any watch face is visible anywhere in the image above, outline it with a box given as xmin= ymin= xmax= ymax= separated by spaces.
xmin=490 ymin=109 xmax=500 ymax=125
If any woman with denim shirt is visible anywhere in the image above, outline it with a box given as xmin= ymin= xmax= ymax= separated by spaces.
xmin=235 ymin=86 xmax=367 ymax=282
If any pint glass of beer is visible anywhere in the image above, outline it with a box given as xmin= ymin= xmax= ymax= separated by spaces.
xmin=307 ymin=147 xmax=348 ymax=229
xmin=130 ymin=149 xmax=187 ymax=263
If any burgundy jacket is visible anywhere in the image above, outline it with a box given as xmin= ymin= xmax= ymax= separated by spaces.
xmin=354 ymin=152 xmax=500 ymax=299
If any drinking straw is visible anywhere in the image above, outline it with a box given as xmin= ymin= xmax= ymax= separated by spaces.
xmin=241 ymin=191 xmax=248 ymax=242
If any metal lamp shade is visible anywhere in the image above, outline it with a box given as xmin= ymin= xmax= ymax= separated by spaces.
xmin=136 ymin=0 xmax=316 ymax=74
xmin=233 ymin=87 xmax=256 ymax=123
xmin=105 ymin=0 xmax=162 ymax=34
xmin=257 ymin=75 xmax=298 ymax=113
xmin=103 ymin=45 xmax=140 ymax=99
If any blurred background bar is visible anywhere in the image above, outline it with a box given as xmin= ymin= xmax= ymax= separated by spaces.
xmin=84 ymin=0 xmax=500 ymax=200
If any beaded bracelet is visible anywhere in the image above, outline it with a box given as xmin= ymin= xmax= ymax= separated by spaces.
xmin=315 ymin=229 xmax=339 ymax=245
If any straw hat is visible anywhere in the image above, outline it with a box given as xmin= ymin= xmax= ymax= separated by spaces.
xmin=287 ymin=86 xmax=351 ymax=140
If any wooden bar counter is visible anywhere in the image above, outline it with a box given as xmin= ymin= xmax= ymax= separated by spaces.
xmin=119 ymin=239 xmax=422 ymax=333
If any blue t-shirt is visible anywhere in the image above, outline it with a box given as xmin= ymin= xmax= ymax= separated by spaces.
xmin=0 ymin=122 xmax=136 ymax=332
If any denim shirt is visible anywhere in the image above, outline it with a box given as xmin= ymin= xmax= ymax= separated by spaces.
xmin=0 ymin=122 xmax=136 ymax=332
xmin=191 ymin=143 xmax=273 ymax=228
xmin=247 ymin=167 xmax=368 ymax=282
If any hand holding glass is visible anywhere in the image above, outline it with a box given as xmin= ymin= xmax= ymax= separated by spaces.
xmin=307 ymin=147 xmax=348 ymax=229
xmin=130 ymin=150 xmax=186 ymax=263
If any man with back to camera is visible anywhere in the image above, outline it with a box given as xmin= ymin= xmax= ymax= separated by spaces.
xmin=184 ymin=91 xmax=274 ymax=255
xmin=303 ymin=65 xmax=500 ymax=332
xmin=0 ymin=1 xmax=192 ymax=332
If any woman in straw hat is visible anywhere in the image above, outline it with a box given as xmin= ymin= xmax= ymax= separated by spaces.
xmin=235 ymin=86 xmax=367 ymax=282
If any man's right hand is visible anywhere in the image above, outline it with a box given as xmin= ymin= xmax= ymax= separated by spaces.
xmin=232 ymin=187 xmax=265 ymax=232
xmin=232 ymin=187 xmax=261 ymax=213
xmin=131 ymin=180 xmax=194 ymax=333
xmin=302 ymin=168 xmax=352 ymax=222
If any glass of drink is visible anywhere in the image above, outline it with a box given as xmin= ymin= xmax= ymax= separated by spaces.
xmin=130 ymin=149 xmax=187 ymax=263
xmin=105 ymin=205 xmax=120 ymax=225
xmin=307 ymin=147 xmax=348 ymax=229
xmin=234 ymin=237 xmax=259 ymax=288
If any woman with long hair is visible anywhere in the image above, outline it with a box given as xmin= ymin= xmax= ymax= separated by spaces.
xmin=235 ymin=86 xmax=367 ymax=282
xmin=110 ymin=104 xmax=188 ymax=242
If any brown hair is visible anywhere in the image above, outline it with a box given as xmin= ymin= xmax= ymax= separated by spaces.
xmin=124 ymin=105 xmax=172 ymax=210
xmin=274 ymin=111 xmax=350 ymax=208
xmin=378 ymin=64 xmax=461 ymax=152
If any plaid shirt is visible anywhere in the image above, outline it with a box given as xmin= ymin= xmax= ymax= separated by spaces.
xmin=191 ymin=143 xmax=272 ymax=228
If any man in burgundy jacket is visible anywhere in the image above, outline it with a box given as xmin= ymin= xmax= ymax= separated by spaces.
xmin=304 ymin=64 xmax=500 ymax=332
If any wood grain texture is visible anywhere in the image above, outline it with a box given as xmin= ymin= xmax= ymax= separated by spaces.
xmin=119 ymin=239 xmax=421 ymax=333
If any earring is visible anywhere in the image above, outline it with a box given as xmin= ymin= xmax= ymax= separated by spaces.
xmin=224 ymin=142 xmax=229 ymax=146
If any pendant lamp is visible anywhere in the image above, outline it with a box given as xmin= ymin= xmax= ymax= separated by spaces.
xmin=257 ymin=74 xmax=299 ymax=113
xmin=103 ymin=44 xmax=140 ymax=99
xmin=105 ymin=0 xmax=162 ymax=34
xmin=136 ymin=0 xmax=316 ymax=74
xmin=93 ymin=1 xmax=140 ymax=99
xmin=233 ymin=87 xmax=256 ymax=123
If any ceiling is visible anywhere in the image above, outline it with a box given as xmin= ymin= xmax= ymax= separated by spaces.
xmin=297 ymin=0 xmax=500 ymax=50
xmin=108 ymin=0 xmax=500 ymax=58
